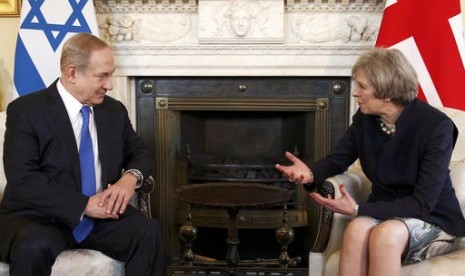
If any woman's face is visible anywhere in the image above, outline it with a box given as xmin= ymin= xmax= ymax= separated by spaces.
xmin=352 ymin=70 xmax=385 ymax=115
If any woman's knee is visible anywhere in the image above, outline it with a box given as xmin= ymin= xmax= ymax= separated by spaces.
xmin=344 ymin=217 xmax=378 ymax=242
xmin=369 ymin=220 xmax=409 ymax=251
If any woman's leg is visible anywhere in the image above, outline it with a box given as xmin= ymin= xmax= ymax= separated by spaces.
xmin=338 ymin=217 xmax=378 ymax=276
xmin=368 ymin=219 xmax=409 ymax=276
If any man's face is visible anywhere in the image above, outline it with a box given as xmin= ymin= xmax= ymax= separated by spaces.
xmin=74 ymin=47 xmax=115 ymax=106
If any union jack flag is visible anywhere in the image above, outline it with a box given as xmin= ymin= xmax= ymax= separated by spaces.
xmin=375 ymin=0 xmax=465 ymax=111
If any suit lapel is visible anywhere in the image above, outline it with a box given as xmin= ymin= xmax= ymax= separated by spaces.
xmin=45 ymin=83 xmax=82 ymax=190
xmin=93 ymin=100 xmax=110 ymax=185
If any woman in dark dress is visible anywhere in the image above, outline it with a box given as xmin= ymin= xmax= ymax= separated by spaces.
xmin=276 ymin=48 xmax=465 ymax=276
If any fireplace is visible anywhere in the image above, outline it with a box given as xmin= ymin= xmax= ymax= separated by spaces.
xmin=135 ymin=76 xmax=350 ymax=266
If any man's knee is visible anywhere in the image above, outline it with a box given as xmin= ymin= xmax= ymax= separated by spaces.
xmin=11 ymin=238 xmax=54 ymax=263
xmin=9 ymin=235 xmax=57 ymax=276
xmin=10 ymin=224 xmax=67 ymax=264
xmin=140 ymin=219 xmax=162 ymax=242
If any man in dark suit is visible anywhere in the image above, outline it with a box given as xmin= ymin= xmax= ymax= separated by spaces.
xmin=0 ymin=33 xmax=164 ymax=275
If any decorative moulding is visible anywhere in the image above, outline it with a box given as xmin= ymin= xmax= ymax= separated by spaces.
xmin=91 ymin=0 xmax=385 ymax=123
xmin=93 ymin=0 xmax=386 ymax=14
xmin=289 ymin=13 xmax=379 ymax=44
xmin=198 ymin=0 xmax=284 ymax=44
xmin=99 ymin=13 xmax=193 ymax=43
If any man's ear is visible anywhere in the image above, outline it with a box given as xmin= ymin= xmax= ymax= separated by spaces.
xmin=65 ymin=65 xmax=77 ymax=83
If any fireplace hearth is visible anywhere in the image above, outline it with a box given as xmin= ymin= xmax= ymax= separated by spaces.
xmin=136 ymin=76 xmax=350 ymax=267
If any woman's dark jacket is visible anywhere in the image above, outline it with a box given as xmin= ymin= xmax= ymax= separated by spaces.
xmin=308 ymin=99 xmax=465 ymax=236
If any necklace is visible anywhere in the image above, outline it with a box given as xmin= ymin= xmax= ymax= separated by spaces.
xmin=379 ymin=119 xmax=396 ymax=135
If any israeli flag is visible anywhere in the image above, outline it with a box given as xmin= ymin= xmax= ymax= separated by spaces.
xmin=14 ymin=0 xmax=99 ymax=97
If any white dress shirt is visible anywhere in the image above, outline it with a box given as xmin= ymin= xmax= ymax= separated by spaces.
xmin=57 ymin=79 xmax=102 ymax=192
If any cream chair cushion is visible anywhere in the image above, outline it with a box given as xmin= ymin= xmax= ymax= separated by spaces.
xmin=0 ymin=249 xmax=124 ymax=276
xmin=51 ymin=250 xmax=124 ymax=276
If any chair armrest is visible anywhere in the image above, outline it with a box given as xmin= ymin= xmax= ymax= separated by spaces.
xmin=310 ymin=172 xmax=370 ymax=276
xmin=311 ymin=170 xmax=372 ymax=258
xmin=130 ymin=175 xmax=155 ymax=218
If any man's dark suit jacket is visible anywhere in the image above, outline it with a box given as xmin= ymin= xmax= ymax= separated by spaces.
xmin=0 ymin=80 xmax=153 ymax=258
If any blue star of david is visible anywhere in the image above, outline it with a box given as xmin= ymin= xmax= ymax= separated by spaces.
xmin=21 ymin=0 xmax=92 ymax=51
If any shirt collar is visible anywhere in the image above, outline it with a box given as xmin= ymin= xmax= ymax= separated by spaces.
xmin=57 ymin=78 xmax=92 ymax=119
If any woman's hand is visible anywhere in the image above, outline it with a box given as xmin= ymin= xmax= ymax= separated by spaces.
xmin=275 ymin=151 xmax=314 ymax=184
xmin=310 ymin=184 xmax=358 ymax=217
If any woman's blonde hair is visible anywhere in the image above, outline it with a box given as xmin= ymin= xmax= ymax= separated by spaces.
xmin=351 ymin=48 xmax=418 ymax=105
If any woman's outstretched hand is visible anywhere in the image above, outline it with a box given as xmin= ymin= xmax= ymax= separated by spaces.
xmin=310 ymin=184 xmax=357 ymax=216
xmin=275 ymin=151 xmax=314 ymax=184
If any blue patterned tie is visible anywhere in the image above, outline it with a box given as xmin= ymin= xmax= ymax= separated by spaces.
xmin=73 ymin=106 xmax=96 ymax=243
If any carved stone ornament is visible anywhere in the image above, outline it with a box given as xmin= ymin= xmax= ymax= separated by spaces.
xmin=290 ymin=14 xmax=379 ymax=44
xmin=99 ymin=16 xmax=140 ymax=42
xmin=98 ymin=13 xmax=193 ymax=44
xmin=198 ymin=0 xmax=284 ymax=44
xmin=93 ymin=0 xmax=386 ymax=113
xmin=137 ymin=13 xmax=193 ymax=43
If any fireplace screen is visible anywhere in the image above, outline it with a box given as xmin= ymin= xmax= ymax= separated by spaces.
xmin=136 ymin=76 xmax=350 ymax=264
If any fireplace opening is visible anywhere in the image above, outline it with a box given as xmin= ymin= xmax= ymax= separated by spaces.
xmin=180 ymin=110 xmax=314 ymax=207
xmin=181 ymin=111 xmax=310 ymax=163
xmin=175 ymin=109 xmax=317 ymax=265
xmin=135 ymin=76 xmax=350 ymax=266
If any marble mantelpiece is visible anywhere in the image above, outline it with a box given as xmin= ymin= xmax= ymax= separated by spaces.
xmin=94 ymin=0 xmax=385 ymax=121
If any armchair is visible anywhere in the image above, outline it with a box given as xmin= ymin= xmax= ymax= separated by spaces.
xmin=309 ymin=107 xmax=465 ymax=276
xmin=0 ymin=111 xmax=155 ymax=276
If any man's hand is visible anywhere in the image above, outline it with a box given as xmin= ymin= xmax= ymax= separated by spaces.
xmin=84 ymin=193 xmax=119 ymax=219
xmin=98 ymin=173 xmax=138 ymax=215
xmin=275 ymin=151 xmax=314 ymax=184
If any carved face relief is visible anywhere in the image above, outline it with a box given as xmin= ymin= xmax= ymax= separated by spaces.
xmin=228 ymin=6 xmax=253 ymax=37
xmin=199 ymin=0 xmax=285 ymax=43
